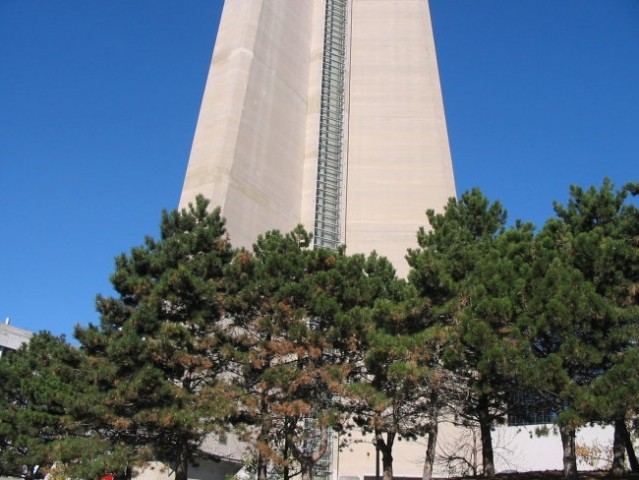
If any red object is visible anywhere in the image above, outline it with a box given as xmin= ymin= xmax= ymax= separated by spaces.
xmin=101 ymin=474 xmax=115 ymax=480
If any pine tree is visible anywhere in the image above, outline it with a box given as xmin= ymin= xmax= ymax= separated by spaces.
xmin=325 ymin=252 xmax=441 ymax=480
xmin=0 ymin=332 xmax=110 ymax=479
xmin=521 ymin=224 xmax=614 ymax=480
xmin=350 ymin=314 xmax=445 ymax=480
xmin=407 ymin=188 xmax=526 ymax=477
xmin=74 ymin=196 xmax=236 ymax=480
xmin=548 ymin=179 xmax=639 ymax=475
xmin=517 ymin=179 xmax=639 ymax=480
xmin=227 ymin=227 xmax=351 ymax=480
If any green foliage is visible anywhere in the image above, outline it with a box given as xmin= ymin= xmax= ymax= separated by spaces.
xmin=73 ymin=195 xmax=237 ymax=480
xmin=4 ymin=180 xmax=637 ymax=480
xmin=0 ymin=332 xmax=102 ymax=478
xmin=508 ymin=179 xmax=639 ymax=479
xmin=521 ymin=180 xmax=638 ymax=421
xmin=408 ymin=188 xmax=526 ymax=475
xmin=224 ymin=227 xmax=350 ymax=477
xmin=408 ymin=188 xmax=507 ymax=309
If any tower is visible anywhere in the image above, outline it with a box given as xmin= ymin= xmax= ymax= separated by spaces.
xmin=179 ymin=0 xmax=455 ymax=276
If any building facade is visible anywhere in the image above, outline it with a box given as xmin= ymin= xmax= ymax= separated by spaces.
xmin=179 ymin=2 xmax=456 ymax=476
xmin=0 ymin=320 xmax=32 ymax=357
xmin=179 ymin=0 xmax=456 ymax=277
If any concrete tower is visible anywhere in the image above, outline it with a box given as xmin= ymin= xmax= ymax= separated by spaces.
xmin=179 ymin=0 xmax=455 ymax=276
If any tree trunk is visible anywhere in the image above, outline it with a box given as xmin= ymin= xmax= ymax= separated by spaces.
xmin=283 ymin=435 xmax=290 ymax=480
xmin=289 ymin=424 xmax=329 ymax=480
xmin=618 ymin=418 xmax=639 ymax=472
xmin=612 ymin=418 xmax=626 ymax=475
xmin=422 ymin=422 xmax=438 ymax=480
xmin=559 ymin=425 xmax=578 ymax=480
xmin=376 ymin=430 xmax=395 ymax=480
xmin=174 ymin=440 xmax=189 ymax=480
xmin=257 ymin=450 xmax=268 ymax=480
xmin=257 ymin=395 xmax=270 ymax=480
xmin=299 ymin=461 xmax=313 ymax=480
xmin=478 ymin=394 xmax=495 ymax=476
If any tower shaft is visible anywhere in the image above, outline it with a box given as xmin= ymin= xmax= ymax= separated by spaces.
xmin=180 ymin=0 xmax=455 ymax=276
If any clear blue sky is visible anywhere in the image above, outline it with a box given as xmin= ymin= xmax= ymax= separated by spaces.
xmin=1 ymin=1 xmax=638 ymax=339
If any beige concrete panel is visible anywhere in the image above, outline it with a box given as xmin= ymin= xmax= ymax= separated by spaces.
xmin=181 ymin=1 xmax=315 ymax=249
xmin=180 ymin=1 xmax=264 ymax=212
xmin=336 ymin=423 xmax=466 ymax=478
xmin=222 ymin=1 xmax=314 ymax=248
xmin=337 ymin=434 xmax=426 ymax=478
xmin=344 ymin=0 xmax=456 ymax=276
xmin=347 ymin=1 xmax=449 ymax=118
xmin=345 ymin=114 xmax=455 ymax=274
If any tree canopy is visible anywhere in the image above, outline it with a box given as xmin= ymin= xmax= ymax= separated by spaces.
xmin=2 ymin=180 xmax=638 ymax=480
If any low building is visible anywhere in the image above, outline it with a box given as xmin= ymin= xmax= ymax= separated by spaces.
xmin=0 ymin=319 xmax=33 ymax=356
